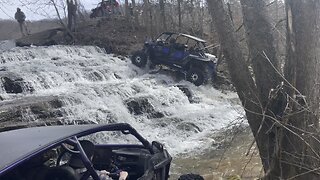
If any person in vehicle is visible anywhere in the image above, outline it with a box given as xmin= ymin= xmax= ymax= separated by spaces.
xmin=14 ymin=8 xmax=29 ymax=36
xmin=69 ymin=140 xmax=128 ymax=180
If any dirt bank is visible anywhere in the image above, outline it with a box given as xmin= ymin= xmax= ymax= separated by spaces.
xmin=15 ymin=17 xmax=147 ymax=55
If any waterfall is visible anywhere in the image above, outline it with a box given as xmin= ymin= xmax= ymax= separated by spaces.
xmin=0 ymin=45 xmax=243 ymax=156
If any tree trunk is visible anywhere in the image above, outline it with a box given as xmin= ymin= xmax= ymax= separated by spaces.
xmin=67 ymin=0 xmax=77 ymax=31
xmin=197 ymin=0 xmax=204 ymax=36
xmin=131 ymin=0 xmax=139 ymax=25
xmin=207 ymin=0 xmax=273 ymax=173
xmin=239 ymin=0 xmax=286 ymax=176
xmin=143 ymin=0 xmax=152 ymax=38
xmin=177 ymin=0 xmax=182 ymax=31
xmin=189 ymin=0 xmax=195 ymax=32
xmin=277 ymin=1 xmax=320 ymax=178
xmin=207 ymin=0 xmax=320 ymax=179
xmin=274 ymin=0 xmax=280 ymax=65
xmin=125 ymin=0 xmax=129 ymax=22
xmin=159 ymin=0 xmax=166 ymax=31
xmin=227 ymin=2 xmax=234 ymax=24
xmin=240 ymin=0 xmax=280 ymax=106
xmin=51 ymin=0 xmax=74 ymax=40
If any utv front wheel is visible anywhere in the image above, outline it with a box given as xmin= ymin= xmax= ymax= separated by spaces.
xmin=131 ymin=51 xmax=147 ymax=68
xmin=187 ymin=68 xmax=205 ymax=86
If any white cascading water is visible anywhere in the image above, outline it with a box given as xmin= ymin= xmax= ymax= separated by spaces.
xmin=0 ymin=45 xmax=244 ymax=156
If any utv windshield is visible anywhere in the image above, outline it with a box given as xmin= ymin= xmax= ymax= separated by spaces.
xmin=156 ymin=33 xmax=172 ymax=42
xmin=176 ymin=35 xmax=208 ymax=52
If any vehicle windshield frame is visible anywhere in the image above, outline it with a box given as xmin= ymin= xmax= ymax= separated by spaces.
xmin=0 ymin=123 xmax=153 ymax=175
xmin=156 ymin=32 xmax=176 ymax=42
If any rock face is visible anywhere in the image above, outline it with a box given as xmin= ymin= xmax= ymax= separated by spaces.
xmin=1 ymin=76 xmax=34 ymax=94
xmin=13 ymin=18 xmax=147 ymax=56
xmin=2 ymin=77 xmax=23 ymax=94
xmin=125 ymin=97 xmax=164 ymax=119
xmin=15 ymin=28 xmax=66 ymax=47
xmin=0 ymin=96 xmax=65 ymax=132
xmin=176 ymin=85 xmax=200 ymax=103
xmin=176 ymin=122 xmax=202 ymax=133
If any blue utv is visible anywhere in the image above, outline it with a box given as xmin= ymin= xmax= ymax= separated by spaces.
xmin=0 ymin=123 xmax=171 ymax=180
xmin=131 ymin=32 xmax=218 ymax=86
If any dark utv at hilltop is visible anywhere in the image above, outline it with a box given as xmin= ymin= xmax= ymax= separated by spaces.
xmin=131 ymin=32 xmax=218 ymax=86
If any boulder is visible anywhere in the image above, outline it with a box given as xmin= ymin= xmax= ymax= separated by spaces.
xmin=125 ymin=97 xmax=164 ymax=118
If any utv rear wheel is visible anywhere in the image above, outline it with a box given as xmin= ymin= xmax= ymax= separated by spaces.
xmin=131 ymin=51 xmax=147 ymax=68
xmin=187 ymin=68 xmax=205 ymax=86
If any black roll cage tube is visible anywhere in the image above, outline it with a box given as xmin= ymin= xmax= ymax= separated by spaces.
xmin=62 ymin=123 xmax=155 ymax=180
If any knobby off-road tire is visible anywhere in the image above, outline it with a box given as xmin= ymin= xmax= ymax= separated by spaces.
xmin=131 ymin=51 xmax=148 ymax=68
xmin=186 ymin=68 xmax=206 ymax=86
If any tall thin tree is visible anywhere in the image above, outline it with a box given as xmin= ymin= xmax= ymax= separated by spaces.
xmin=177 ymin=0 xmax=182 ymax=31
xmin=159 ymin=0 xmax=166 ymax=31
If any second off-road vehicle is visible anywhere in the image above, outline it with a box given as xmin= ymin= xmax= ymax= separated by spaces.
xmin=131 ymin=32 xmax=217 ymax=86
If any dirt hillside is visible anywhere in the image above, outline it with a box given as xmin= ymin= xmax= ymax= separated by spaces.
xmin=15 ymin=17 xmax=147 ymax=56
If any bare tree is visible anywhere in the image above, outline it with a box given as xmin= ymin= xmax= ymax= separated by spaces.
xmin=159 ymin=0 xmax=166 ymax=31
xmin=131 ymin=0 xmax=139 ymax=25
xmin=177 ymin=0 xmax=182 ymax=31
xmin=67 ymin=0 xmax=77 ymax=31
xmin=125 ymin=0 xmax=130 ymax=22
xmin=143 ymin=0 xmax=152 ymax=37
xmin=207 ymin=0 xmax=320 ymax=179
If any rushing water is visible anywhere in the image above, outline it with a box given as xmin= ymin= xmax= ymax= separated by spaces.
xmin=0 ymin=45 xmax=243 ymax=158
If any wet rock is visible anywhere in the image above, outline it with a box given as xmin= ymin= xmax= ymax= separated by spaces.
xmin=1 ymin=76 xmax=34 ymax=94
xmin=2 ymin=77 xmax=23 ymax=94
xmin=0 ymin=96 xmax=67 ymax=128
xmin=51 ymin=57 xmax=61 ymax=60
xmin=156 ymin=122 xmax=168 ymax=127
xmin=176 ymin=122 xmax=202 ymax=133
xmin=126 ymin=98 xmax=153 ymax=115
xmin=24 ymin=83 xmax=35 ymax=93
xmin=16 ymin=28 xmax=64 ymax=47
xmin=147 ymin=112 xmax=164 ymax=119
xmin=154 ymin=117 xmax=183 ymax=127
xmin=92 ymin=71 xmax=104 ymax=81
xmin=176 ymin=85 xmax=192 ymax=100
xmin=0 ymin=110 xmax=22 ymax=123
xmin=0 ymin=67 xmax=7 ymax=71
xmin=118 ymin=56 xmax=126 ymax=60
xmin=49 ymin=99 xmax=63 ymax=108
xmin=30 ymin=106 xmax=50 ymax=119
xmin=30 ymin=105 xmax=63 ymax=119
xmin=176 ymin=85 xmax=199 ymax=103
xmin=125 ymin=97 xmax=164 ymax=118
xmin=114 ymin=73 xmax=121 ymax=79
